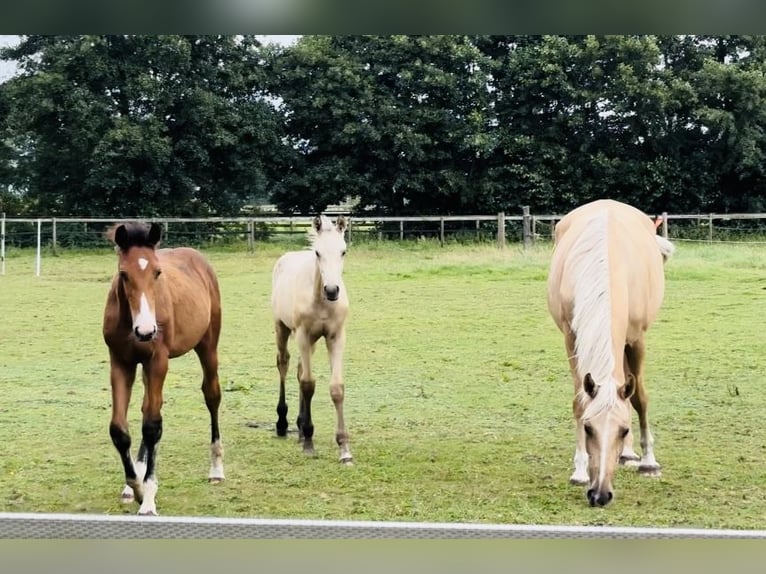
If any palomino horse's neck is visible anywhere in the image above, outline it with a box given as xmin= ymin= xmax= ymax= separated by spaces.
xmin=568 ymin=210 xmax=619 ymax=408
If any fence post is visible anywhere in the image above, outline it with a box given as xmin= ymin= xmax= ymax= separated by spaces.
xmin=347 ymin=217 xmax=352 ymax=245
xmin=247 ymin=220 xmax=254 ymax=253
xmin=661 ymin=211 xmax=668 ymax=239
xmin=52 ymin=217 xmax=58 ymax=256
xmin=439 ymin=217 xmax=445 ymax=246
xmin=399 ymin=220 xmax=404 ymax=241
xmin=1 ymin=212 xmax=5 ymax=275
xmin=708 ymin=213 xmax=713 ymax=242
xmin=551 ymin=218 xmax=557 ymax=240
xmin=496 ymin=212 xmax=506 ymax=248
xmin=522 ymin=206 xmax=532 ymax=249
xmin=35 ymin=218 xmax=42 ymax=277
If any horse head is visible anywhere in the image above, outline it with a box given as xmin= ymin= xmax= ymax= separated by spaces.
xmin=311 ymin=215 xmax=347 ymax=302
xmin=580 ymin=372 xmax=635 ymax=507
xmin=110 ymin=222 xmax=164 ymax=342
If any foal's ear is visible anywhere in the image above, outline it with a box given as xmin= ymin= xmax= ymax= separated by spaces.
xmin=620 ymin=373 xmax=636 ymax=401
xmin=147 ymin=222 xmax=162 ymax=247
xmin=583 ymin=373 xmax=597 ymax=398
xmin=313 ymin=215 xmax=323 ymax=232
xmin=336 ymin=216 xmax=347 ymax=234
xmin=114 ymin=224 xmax=129 ymax=251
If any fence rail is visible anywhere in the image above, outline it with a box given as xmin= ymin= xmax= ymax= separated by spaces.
xmin=2 ymin=209 xmax=766 ymax=276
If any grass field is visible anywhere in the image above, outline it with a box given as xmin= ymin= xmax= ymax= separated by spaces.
xmin=1 ymin=238 xmax=765 ymax=529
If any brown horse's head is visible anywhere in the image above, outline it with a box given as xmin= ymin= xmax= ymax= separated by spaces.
xmin=580 ymin=372 xmax=635 ymax=507
xmin=108 ymin=222 xmax=163 ymax=342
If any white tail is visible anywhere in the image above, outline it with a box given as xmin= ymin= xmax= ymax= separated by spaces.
xmin=656 ymin=235 xmax=675 ymax=260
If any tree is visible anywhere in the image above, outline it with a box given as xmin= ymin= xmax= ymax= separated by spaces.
xmin=0 ymin=35 xmax=284 ymax=216
xmin=267 ymin=35 xmax=494 ymax=214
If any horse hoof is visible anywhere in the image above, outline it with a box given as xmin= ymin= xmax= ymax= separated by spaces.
xmin=208 ymin=477 xmax=224 ymax=484
xmin=340 ymin=459 xmax=354 ymax=467
xmin=620 ymin=456 xmax=640 ymax=468
xmin=569 ymin=477 xmax=588 ymax=486
xmin=138 ymin=510 xmax=158 ymax=516
xmin=638 ymin=465 xmax=662 ymax=478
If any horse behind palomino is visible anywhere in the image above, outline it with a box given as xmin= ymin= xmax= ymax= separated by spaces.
xmin=103 ymin=222 xmax=224 ymax=515
xmin=547 ymin=199 xmax=674 ymax=507
xmin=271 ymin=215 xmax=353 ymax=465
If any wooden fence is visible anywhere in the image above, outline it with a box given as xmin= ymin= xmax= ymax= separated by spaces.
xmin=2 ymin=209 xmax=766 ymax=276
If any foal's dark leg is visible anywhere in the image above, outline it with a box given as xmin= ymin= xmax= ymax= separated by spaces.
xmin=275 ymin=320 xmax=291 ymax=437
xmin=195 ymin=335 xmax=225 ymax=483
xmin=109 ymin=358 xmax=139 ymax=502
xmin=136 ymin=354 xmax=168 ymax=515
xmin=295 ymin=329 xmax=317 ymax=456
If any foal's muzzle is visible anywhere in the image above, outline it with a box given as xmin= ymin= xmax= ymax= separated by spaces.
xmin=324 ymin=285 xmax=340 ymax=301
xmin=134 ymin=326 xmax=157 ymax=342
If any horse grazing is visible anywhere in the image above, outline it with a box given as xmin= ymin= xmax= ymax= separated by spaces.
xmin=103 ymin=222 xmax=224 ymax=515
xmin=271 ymin=215 xmax=353 ymax=465
xmin=547 ymin=199 xmax=674 ymax=507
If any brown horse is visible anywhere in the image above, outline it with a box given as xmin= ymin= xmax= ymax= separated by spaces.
xmin=547 ymin=199 xmax=674 ymax=507
xmin=103 ymin=222 xmax=224 ymax=515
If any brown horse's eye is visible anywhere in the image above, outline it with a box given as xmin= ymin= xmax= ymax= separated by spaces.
xmin=154 ymin=269 xmax=162 ymax=279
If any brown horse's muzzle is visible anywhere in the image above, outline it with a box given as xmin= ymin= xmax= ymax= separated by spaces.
xmin=134 ymin=325 xmax=157 ymax=342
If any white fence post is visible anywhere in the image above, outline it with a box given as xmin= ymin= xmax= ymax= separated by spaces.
xmin=497 ymin=212 xmax=506 ymax=248
xmin=35 ymin=218 xmax=42 ymax=277
xmin=1 ymin=212 xmax=5 ymax=275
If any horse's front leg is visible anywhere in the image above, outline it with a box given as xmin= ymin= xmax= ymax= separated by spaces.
xmin=108 ymin=357 xmax=142 ymax=503
xmin=295 ymin=329 xmax=316 ymax=456
xmin=327 ymin=327 xmax=352 ymax=465
xmin=136 ymin=355 xmax=168 ymax=515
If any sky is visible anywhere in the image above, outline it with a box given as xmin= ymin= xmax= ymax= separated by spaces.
xmin=0 ymin=35 xmax=301 ymax=83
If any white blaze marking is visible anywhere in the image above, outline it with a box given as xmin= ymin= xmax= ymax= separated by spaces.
xmin=138 ymin=257 xmax=149 ymax=270
xmin=134 ymin=293 xmax=156 ymax=335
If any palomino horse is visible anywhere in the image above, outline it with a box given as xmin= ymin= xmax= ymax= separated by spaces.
xmin=547 ymin=199 xmax=674 ymax=507
xmin=271 ymin=215 xmax=353 ymax=465
xmin=103 ymin=222 xmax=224 ymax=515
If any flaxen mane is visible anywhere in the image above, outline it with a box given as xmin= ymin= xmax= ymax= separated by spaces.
xmin=566 ymin=210 xmax=619 ymax=417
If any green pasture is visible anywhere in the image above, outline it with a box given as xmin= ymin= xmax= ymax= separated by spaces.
xmin=0 ymin=238 xmax=765 ymax=529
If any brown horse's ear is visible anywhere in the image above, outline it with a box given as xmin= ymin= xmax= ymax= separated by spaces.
xmin=148 ymin=222 xmax=162 ymax=247
xmin=583 ymin=373 xmax=597 ymax=398
xmin=313 ymin=215 xmax=323 ymax=232
xmin=336 ymin=216 xmax=347 ymax=234
xmin=620 ymin=373 xmax=636 ymax=401
xmin=114 ymin=224 xmax=129 ymax=251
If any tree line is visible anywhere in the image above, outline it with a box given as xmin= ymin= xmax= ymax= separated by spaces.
xmin=2 ymin=35 xmax=766 ymax=218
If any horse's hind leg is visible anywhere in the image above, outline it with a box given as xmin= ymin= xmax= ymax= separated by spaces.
xmin=625 ymin=339 xmax=661 ymax=477
xmin=327 ymin=327 xmax=352 ymax=465
xmin=619 ymin=346 xmax=641 ymax=466
xmin=195 ymin=334 xmax=225 ymax=483
xmin=275 ymin=320 xmax=291 ymax=437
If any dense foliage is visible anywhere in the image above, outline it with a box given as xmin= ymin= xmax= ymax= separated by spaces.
xmin=2 ymin=35 xmax=766 ymax=216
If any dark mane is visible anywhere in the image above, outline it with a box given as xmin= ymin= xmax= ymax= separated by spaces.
xmin=105 ymin=221 xmax=162 ymax=250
